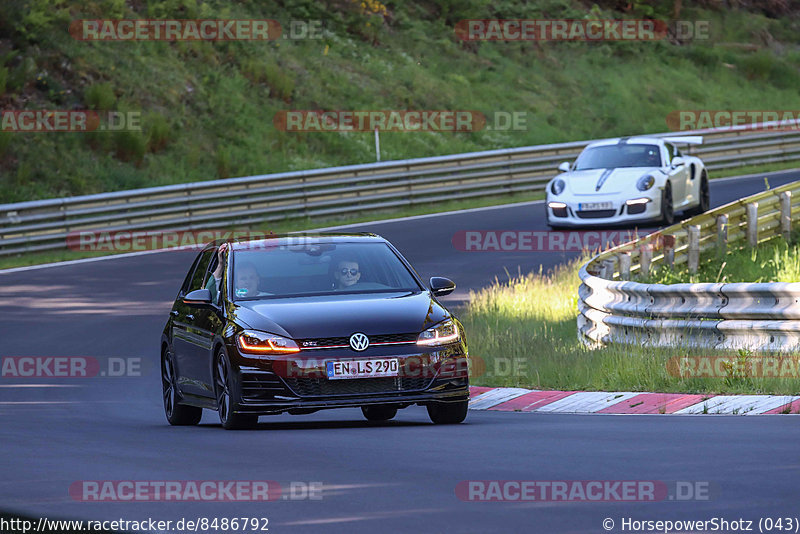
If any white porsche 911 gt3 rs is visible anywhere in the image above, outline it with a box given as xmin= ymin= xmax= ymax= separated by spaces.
xmin=545 ymin=136 xmax=709 ymax=228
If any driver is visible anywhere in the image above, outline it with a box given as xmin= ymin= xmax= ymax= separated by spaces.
xmin=333 ymin=258 xmax=361 ymax=289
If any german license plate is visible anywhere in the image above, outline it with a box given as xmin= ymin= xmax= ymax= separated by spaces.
xmin=578 ymin=202 xmax=613 ymax=211
xmin=326 ymin=358 xmax=399 ymax=380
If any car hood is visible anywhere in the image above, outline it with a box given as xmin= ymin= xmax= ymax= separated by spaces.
xmin=563 ymin=167 xmax=660 ymax=195
xmin=231 ymin=291 xmax=449 ymax=338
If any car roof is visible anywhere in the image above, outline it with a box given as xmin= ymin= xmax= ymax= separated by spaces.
xmin=585 ymin=137 xmax=665 ymax=149
xmin=207 ymin=232 xmax=387 ymax=250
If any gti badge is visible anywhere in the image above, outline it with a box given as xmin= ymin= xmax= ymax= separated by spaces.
xmin=349 ymin=332 xmax=369 ymax=351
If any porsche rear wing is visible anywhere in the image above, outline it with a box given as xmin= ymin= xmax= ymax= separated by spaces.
xmin=662 ymin=136 xmax=703 ymax=145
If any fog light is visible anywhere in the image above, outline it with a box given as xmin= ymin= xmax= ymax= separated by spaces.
xmin=548 ymin=202 xmax=568 ymax=218
xmin=626 ymin=198 xmax=650 ymax=215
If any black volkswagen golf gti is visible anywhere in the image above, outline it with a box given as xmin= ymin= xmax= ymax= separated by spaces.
xmin=160 ymin=234 xmax=470 ymax=429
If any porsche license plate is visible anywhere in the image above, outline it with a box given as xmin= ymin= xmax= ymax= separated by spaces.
xmin=326 ymin=359 xmax=399 ymax=380
xmin=578 ymin=202 xmax=613 ymax=211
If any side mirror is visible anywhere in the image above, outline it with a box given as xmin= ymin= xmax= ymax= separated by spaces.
xmin=557 ymin=161 xmax=571 ymax=172
xmin=430 ymin=277 xmax=456 ymax=297
xmin=183 ymin=288 xmax=213 ymax=307
xmin=671 ymin=156 xmax=685 ymax=168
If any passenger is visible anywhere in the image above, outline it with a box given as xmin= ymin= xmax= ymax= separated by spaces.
xmin=206 ymin=243 xmax=227 ymax=304
xmin=206 ymin=243 xmax=271 ymax=302
xmin=234 ymin=261 xmax=271 ymax=297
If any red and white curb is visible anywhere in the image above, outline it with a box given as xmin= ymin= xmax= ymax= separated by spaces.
xmin=468 ymin=387 xmax=800 ymax=415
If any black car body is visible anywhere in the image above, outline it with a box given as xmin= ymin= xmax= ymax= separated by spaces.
xmin=160 ymin=234 xmax=470 ymax=429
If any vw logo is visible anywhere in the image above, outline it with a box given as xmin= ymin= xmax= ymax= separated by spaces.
xmin=349 ymin=332 xmax=370 ymax=351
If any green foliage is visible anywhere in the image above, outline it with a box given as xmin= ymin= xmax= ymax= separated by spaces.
xmin=146 ymin=113 xmax=171 ymax=153
xmin=84 ymin=83 xmax=116 ymax=111
xmin=643 ymin=234 xmax=800 ymax=285
xmin=216 ymin=145 xmax=232 ymax=178
xmin=113 ymin=131 xmax=147 ymax=165
xmin=1 ymin=0 xmax=800 ymax=205
xmin=0 ymin=132 xmax=12 ymax=158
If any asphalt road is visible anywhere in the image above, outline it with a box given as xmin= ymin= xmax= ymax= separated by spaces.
xmin=1 ymin=170 xmax=799 ymax=533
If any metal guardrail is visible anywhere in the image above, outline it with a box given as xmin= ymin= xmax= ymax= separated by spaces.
xmin=578 ymin=179 xmax=800 ymax=353
xmin=3 ymin=122 xmax=800 ymax=256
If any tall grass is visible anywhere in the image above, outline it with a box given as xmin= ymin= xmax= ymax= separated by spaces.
xmin=461 ymin=254 xmax=800 ymax=395
xmin=642 ymin=235 xmax=800 ymax=284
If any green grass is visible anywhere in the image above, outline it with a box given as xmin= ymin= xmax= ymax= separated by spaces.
xmin=642 ymin=233 xmax=800 ymax=284
xmin=1 ymin=1 xmax=800 ymax=203
xmin=461 ymin=255 xmax=800 ymax=395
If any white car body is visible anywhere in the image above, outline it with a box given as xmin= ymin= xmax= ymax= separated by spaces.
xmin=545 ymin=136 xmax=709 ymax=227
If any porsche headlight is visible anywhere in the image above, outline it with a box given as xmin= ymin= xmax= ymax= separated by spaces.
xmin=417 ymin=319 xmax=460 ymax=347
xmin=551 ymin=179 xmax=566 ymax=195
xmin=637 ymin=175 xmax=655 ymax=191
xmin=237 ymin=330 xmax=300 ymax=355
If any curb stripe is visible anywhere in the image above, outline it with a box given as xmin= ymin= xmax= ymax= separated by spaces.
xmin=469 ymin=387 xmax=800 ymax=415
xmin=490 ymin=390 xmax=578 ymax=412
xmin=534 ymin=391 xmax=640 ymax=413
xmin=597 ymin=393 xmax=711 ymax=415
xmin=468 ymin=388 xmax=533 ymax=410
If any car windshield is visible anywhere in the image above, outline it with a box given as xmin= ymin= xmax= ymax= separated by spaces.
xmin=231 ymin=240 xmax=422 ymax=300
xmin=573 ymin=144 xmax=662 ymax=170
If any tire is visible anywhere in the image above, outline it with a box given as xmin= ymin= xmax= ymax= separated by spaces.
xmin=214 ymin=350 xmax=258 ymax=430
xmin=686 ymin=171 xmax=710 ymax=217
xmin=162 ymin=347 xmax=202 ymax=426
xmin=660 ymin=182 xmax=675 ymax=225
xmin=361 ymin=405 xmax=398 ymax=421
xmin=427 ymin=400 xmax=468 ymax=425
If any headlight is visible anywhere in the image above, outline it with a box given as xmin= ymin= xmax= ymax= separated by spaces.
xmin=237 ymin=330 xmax=300 ymax=355
xmin=417 ymin=319 xmax=460 ymax=346
xmin=551 ymin=179 xmax=566 ymax=195
xmin=637 ymin=175 xmax=655 ymax=191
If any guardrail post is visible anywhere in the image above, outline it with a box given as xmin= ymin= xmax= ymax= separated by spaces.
xmin=780 ymin=191 xmax=792 ymax=242
xmin=688 ymin=225 xmax=700 ymax=274
xmin=639 ymin=246 xmax=652 ymax=278
xmin=663 ymin=234 xmax=675 ymax=268
xmin=716 ymin=214 xmax=728 ymax=252
xmin=601 ymin=259 xmax=615 ymax=279
xmin=746 ymin=202 xmax=758 ymax=247
xmin=619 ymin=252 xmax=631 ymax=281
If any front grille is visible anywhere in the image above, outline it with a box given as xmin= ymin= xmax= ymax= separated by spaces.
xmin=240 ymin=371 xmax=290 ymax=401
xmin=284 ymin=376 xmax=432 ymax=397
xmin=297 ymin=332 xmax=417 ymax=349
xmin=576 ymin=209 xmax=616 ymax=219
